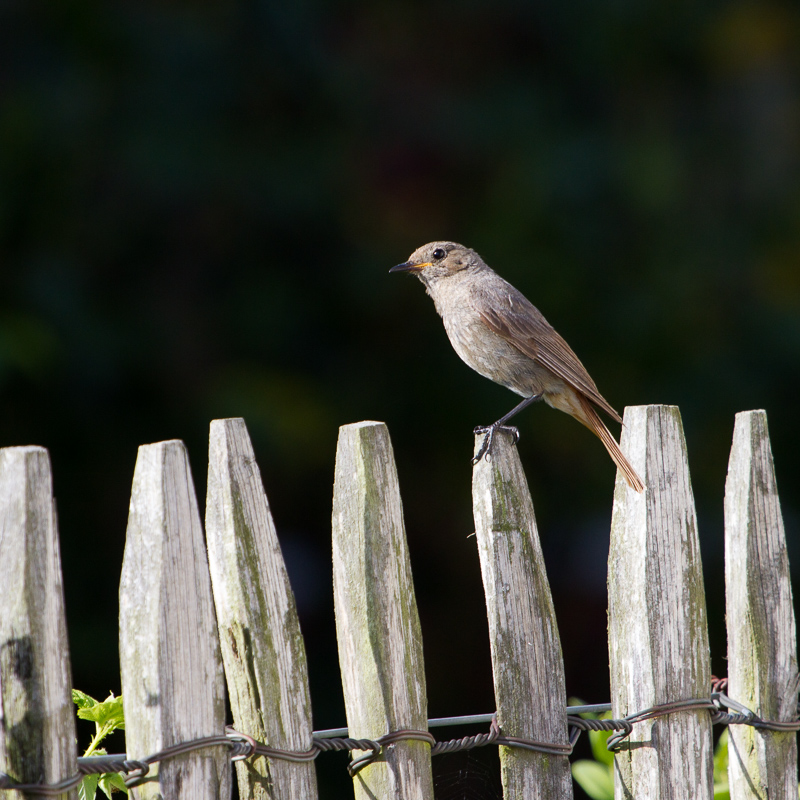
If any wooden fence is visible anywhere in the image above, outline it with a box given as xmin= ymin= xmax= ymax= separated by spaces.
xmin=0 ymin=405 xmax=797 ymax=799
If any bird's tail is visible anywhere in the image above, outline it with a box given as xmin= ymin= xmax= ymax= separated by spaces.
xmin=576 ymin=395 xmax=645 ymax=492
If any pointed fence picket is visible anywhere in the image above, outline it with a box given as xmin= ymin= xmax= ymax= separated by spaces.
xmin=724 ymin=410 xmax=799 ymax=800
xmin=0 ymin=407 xmax=796 ymax=800
xmin=206 ymin=418 xmax=317 ymax=800
xmin=0 ymin=447 xmax=77 ymax=800
xmin=608 ymin=405 xmax=714 ymax=799
xmin=472 ymin=429 xmax=573 ymax=799
xmin=119 ymin=440 xmax=229 ymax=800
xmin=332 ymin=421 xmax=434 ymax=799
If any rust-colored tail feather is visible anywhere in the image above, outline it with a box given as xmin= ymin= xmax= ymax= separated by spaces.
xmin=577 ymin=396 xmax=645 ymax=492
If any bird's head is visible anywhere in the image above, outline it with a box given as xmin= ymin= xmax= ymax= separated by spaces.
xmin=389 ymin=241 xmax=482 ymax=286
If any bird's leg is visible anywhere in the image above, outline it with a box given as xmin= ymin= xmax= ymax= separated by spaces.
xmin=472 ymin=394 xmax=543 ymax=465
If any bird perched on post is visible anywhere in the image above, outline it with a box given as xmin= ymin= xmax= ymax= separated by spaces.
xmin=390 ymin=241 xmax=645 ymax=492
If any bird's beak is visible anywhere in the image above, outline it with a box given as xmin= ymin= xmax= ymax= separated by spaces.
xmin=389 ymin=261 xmax=431 ymax=274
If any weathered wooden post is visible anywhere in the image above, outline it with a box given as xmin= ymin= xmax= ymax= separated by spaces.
xmin=0 ymin=446 xmax=78 ymax=799
xmin=332 ymin=421 xmax=434 ymax=800
xmin=119 ymin=440 xmax=230 ymax=800
xmin=206 ymin=418 xmax=318 ymax=800
xmin=608 ymin=405 xmax=713 ymax=799
xmin=472 ymin=430 xmax=573 ymax=800
xmin=724 ymin=410 xmax=799 ymax=799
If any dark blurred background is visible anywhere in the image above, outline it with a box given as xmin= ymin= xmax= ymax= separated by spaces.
xmin=1 ymin=0 xmax=799 ymax=796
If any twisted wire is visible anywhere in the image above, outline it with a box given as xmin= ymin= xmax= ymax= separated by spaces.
xmin=2 ymin=683 xmax=798 ymax=794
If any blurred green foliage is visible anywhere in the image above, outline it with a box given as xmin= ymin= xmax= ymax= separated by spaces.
xmin=1 ymin=1 xmax=799 ymax=796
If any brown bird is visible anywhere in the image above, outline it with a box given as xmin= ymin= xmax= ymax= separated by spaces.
xmin=390 ymin=241 xmax=645 ymax=492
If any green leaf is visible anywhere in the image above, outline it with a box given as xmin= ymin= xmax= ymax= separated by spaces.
xmin=73 ymin=689 xmax=99 ymax=711
xmin=73 ymin=690 xmax=126 ymax=759
xmin=78 ymin=774 xmax=99 ymax=800
xmin=588 ymin=727 xmax=614 ymax=767
xmin=713 ymin=728 xmax=730 ymax=800
xmin=572 ymin=759 xmax=615 ymax=800
xmin=713 ymin=729 xmax=729 ymax=779
xmin=76 ymin=693 xmax=125 ymax=731
xmin=99 ymin=772 xmax=129 ymax=797
xmin=568 ymin=697 xmax=588 ymax=708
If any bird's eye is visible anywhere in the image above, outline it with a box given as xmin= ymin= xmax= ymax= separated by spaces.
xmin=432 ymin=248 xmax=446 ymax=260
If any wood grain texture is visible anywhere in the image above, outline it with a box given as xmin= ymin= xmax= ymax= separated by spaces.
xmin=724 ymin=410 xmax=798 ymax=799
xmin=119 ymin=440 xmax=230 ymax=800
xmin=206 ymin=418 xmax=317 ymax=800
xmin=332 ymin=422 xmax=433 ymax=800
xmin=0 ymin=446 xmax=77 ymax=799
xmin=471 ymin=429 xmax=573 ymax=800
xmin=608 ymin=405 xmax=713 ymax=800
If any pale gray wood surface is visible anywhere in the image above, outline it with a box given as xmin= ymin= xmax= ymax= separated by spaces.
xmin=206 ymin=418 xmax=317 ymax=800
xmin=0 ymin=446 xmax=77 ymax=799
xmin=119 ymin=440 xmax=230 ymax=800
xmin=608 ymin=405 xmax=713 ymax=799
xmin=472 ymin=429 xmax=573 ymax=800
xmin=724 ymin=410 xmax=798 ymax=799
xmin=332 ymin=422 xmax=433 ymax=800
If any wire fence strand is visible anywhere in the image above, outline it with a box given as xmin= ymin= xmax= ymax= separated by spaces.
xmin=2 ymin=683 xmax=798 ymax=794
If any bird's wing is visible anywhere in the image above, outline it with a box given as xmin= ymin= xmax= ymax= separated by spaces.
xmin=473 ymin=283 xmax=623 ymax=423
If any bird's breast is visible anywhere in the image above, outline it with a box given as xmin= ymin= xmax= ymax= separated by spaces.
xmin=439 ymin=308 xmax=556 ymax=398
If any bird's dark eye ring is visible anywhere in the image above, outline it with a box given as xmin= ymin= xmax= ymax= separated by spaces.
xmin=432 ymin=248 xmax=446 ymax=260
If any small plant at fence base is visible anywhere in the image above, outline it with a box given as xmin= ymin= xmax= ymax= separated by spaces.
xmin=72 ymin=690 xmax=127 ymax=799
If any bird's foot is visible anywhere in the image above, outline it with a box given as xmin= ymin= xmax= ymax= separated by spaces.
xmin=472 ymin=423 xmax=520 ymax=465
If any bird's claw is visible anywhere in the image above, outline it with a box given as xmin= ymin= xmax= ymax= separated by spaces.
xmin=472 ymin=424 xmax=520 ymax=465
